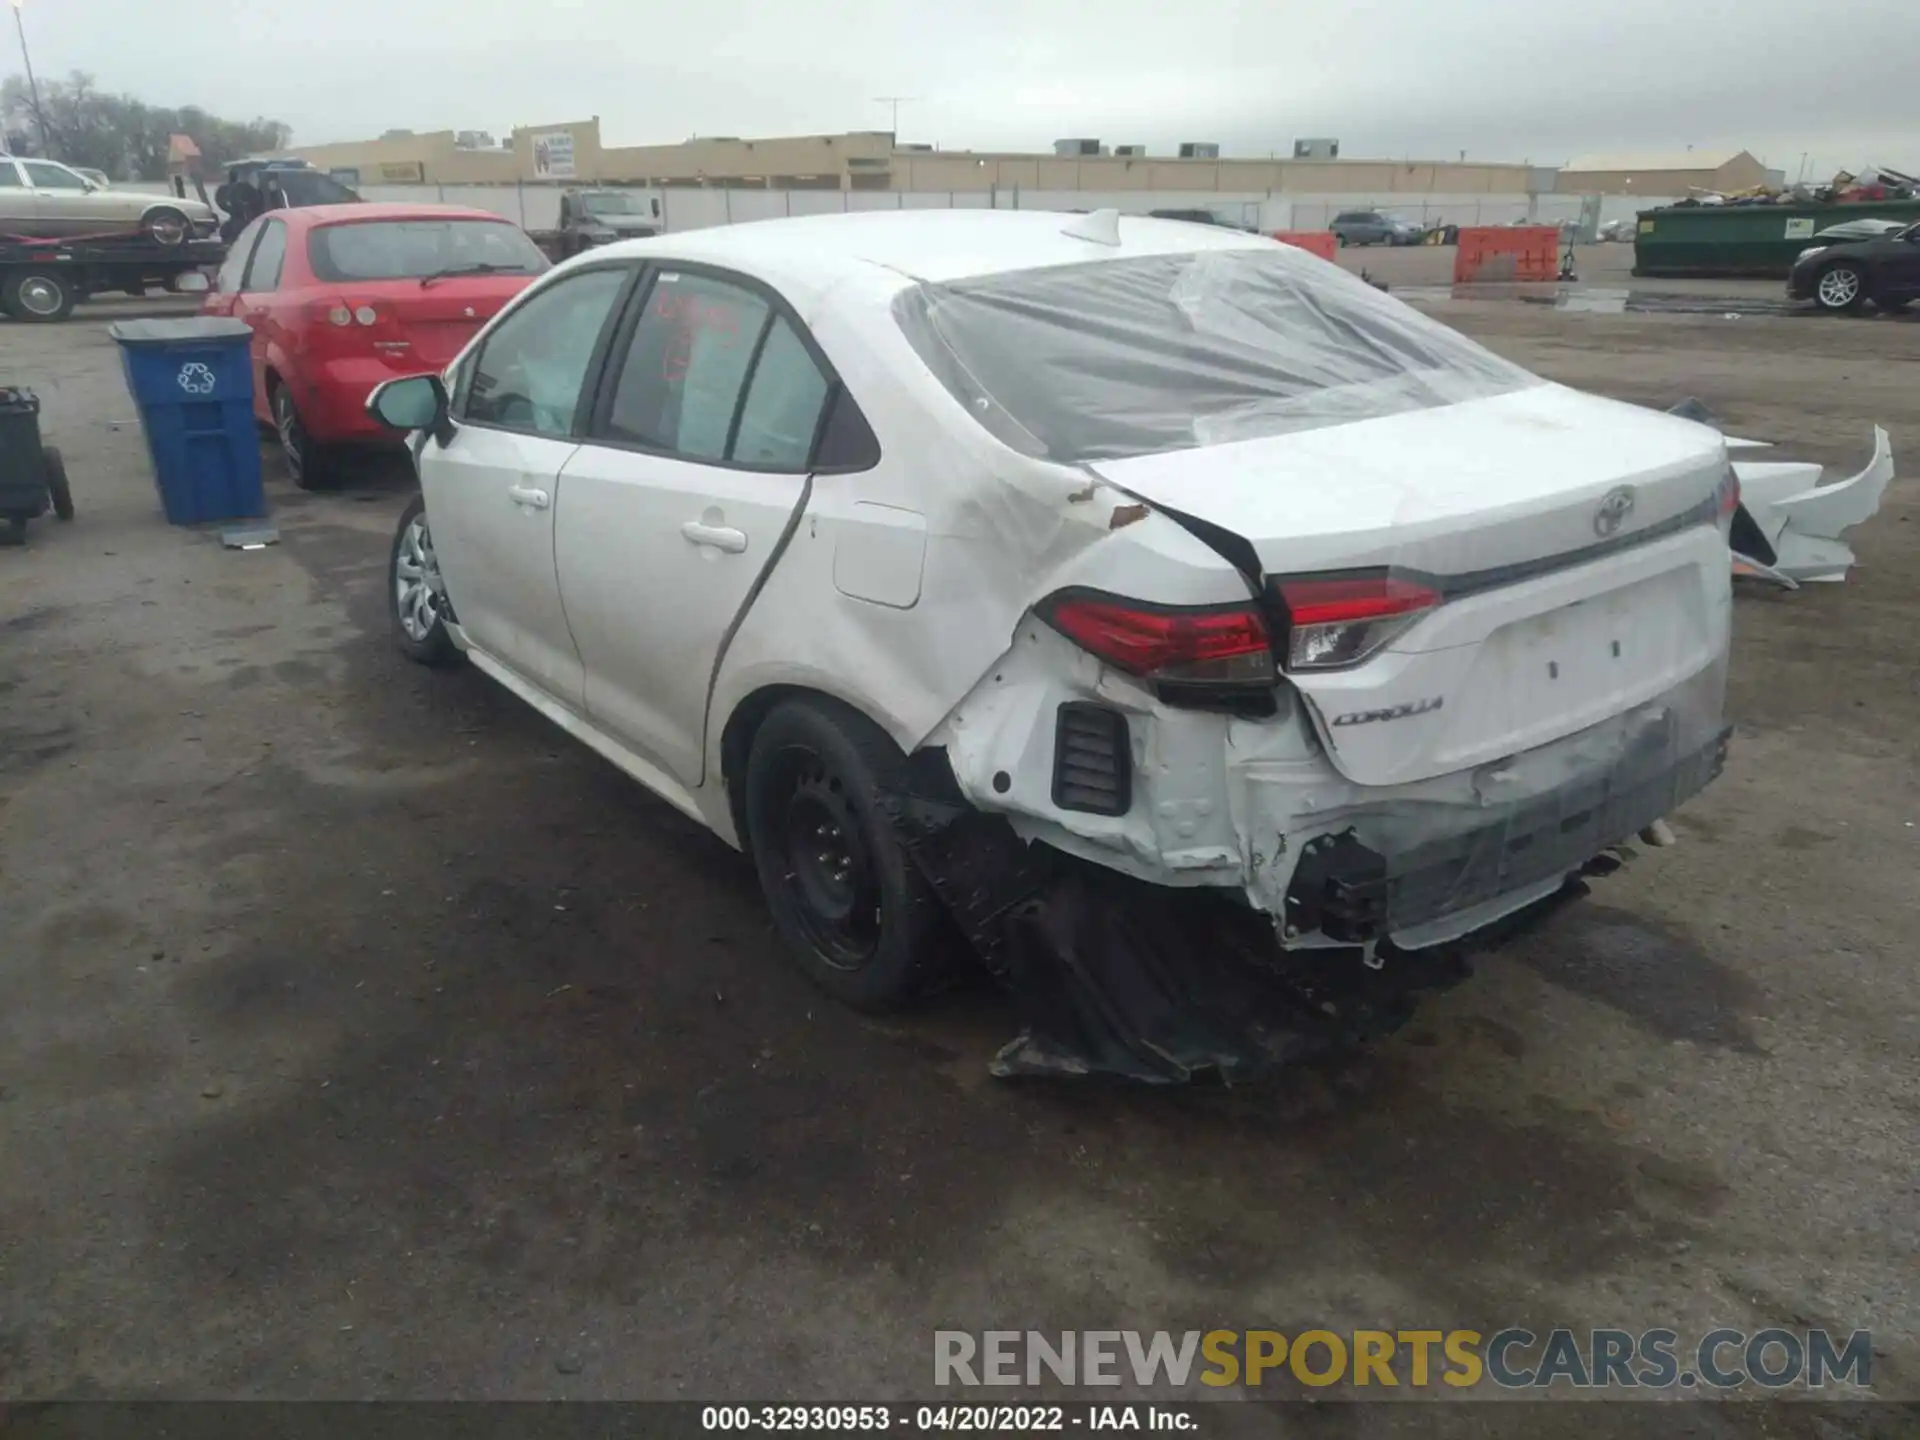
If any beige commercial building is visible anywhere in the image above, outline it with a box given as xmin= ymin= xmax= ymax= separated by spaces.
xmin=1556 ymin=150 xmax=1772 ymax=197
xmin=286 ymin=118 xmax=1541 ymax=197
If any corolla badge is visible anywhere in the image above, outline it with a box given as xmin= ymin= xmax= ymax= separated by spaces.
xmin=176 ymin=362 xmax=217 ymax=396
xmin=1593 ymin=485 xmax=1637 ymax=538
xmin=1330 ymin=696 xmax=1444 ymax=727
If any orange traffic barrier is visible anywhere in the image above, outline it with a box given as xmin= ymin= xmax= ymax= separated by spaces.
xmin=1452 ymin=226 xmax=1560 ymax=283
xmin=1270 ymin=231 xmax=1338 ymax=262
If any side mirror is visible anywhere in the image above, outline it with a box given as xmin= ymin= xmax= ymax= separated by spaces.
xmin=651 ymin=197 xmax=661 ymax=218
xmin=367 ymin=373 xmax=452 ymax=446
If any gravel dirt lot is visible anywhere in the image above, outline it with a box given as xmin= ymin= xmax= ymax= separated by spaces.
xmin=1 ymin=277 xmax=1915 ymax=1435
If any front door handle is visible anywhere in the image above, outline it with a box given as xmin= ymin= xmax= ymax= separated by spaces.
xmin=681 ymin=520 xmax=748 ymax=554
xmin=508 ymin=483 xmax=550 ymax=510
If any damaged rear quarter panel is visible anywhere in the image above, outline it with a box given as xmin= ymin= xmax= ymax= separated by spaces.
xmin=704 ymin=282 xmax=1241 ymax=842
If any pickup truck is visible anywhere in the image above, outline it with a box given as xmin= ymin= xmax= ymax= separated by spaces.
xmin=528 ymin=188 xmax=664 ymax=261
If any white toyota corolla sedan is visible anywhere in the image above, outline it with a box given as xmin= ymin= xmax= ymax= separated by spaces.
xmin=368 ymin=208 xmax=1735 ymax=1082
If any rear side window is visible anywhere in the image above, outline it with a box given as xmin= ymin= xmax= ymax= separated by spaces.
xmin=242 ymin=221 xmax=287 ymax=291
xmin=730 ymin=318 xmax=831 ymax=468
xmin=894 ymin=248 xmax=1540 ymax=462
xmin=309 ymin=219 xmax=548 ymax=283
xmin=0 ymin=163 xmax=21 ymax=189
xmin=605 ymin=272 xmax=770 ymax=460
xmin=214 ymin=221 xmax=261 ymax=293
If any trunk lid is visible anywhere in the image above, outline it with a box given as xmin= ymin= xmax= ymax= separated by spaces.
xmin=325 ymin=275 xmax=535 ymax=370
xmin=1090 ymin=384 xmax=1733 ymax=786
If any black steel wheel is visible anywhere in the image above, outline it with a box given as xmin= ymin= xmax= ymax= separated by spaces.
xmin=744 ymin=697 xmax=951 ymax=1011
xmin=44 ymin=447 xmax=73 ymax=521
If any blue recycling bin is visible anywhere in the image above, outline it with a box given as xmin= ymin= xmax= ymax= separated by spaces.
xmin=108 ymin=317 xmax=265 ymax=526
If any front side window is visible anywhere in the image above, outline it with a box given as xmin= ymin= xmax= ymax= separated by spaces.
xmin=23 ymin=161 xmax=86 ymax=191
xmin=309 ymin=219 xmax=549 ymax=284
xmin=464 ymin=267 xmax=629 ymax=436
xmin=0 ymin=163 xmax=22 ymax=190
xmin=894 ymin=247 xmax=1540 ymax=463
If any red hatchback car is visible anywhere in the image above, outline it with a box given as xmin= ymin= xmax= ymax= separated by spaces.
xmin=203 ymin=203 xmax=550 ymax=487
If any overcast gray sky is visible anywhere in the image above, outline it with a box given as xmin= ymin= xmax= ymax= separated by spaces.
xmin=9 ymin=0 xmax=1910 ymax=174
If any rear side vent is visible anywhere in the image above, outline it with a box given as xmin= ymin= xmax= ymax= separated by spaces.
xmin=1052 ymin=702 xmax=1132 ymax=816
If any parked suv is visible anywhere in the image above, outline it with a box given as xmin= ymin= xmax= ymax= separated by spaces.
xmin=366 ymin=210 xmax=1734 ymax=1081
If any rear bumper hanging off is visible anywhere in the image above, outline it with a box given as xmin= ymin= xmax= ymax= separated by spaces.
xmin=882 ymin=710 xmax=1731 ymax=1084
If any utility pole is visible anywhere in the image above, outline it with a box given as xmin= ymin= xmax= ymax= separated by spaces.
xmin=872 ymin=95 xmax=917 ymax=137
xmin=8 ymin=0 xmax=49 ymax=156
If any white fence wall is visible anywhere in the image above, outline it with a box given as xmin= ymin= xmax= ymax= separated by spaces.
xmin=124 ymin=178 xmax=1675 ymax=235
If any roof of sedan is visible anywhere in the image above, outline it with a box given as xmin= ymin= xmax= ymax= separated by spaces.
xmin=598 ymin=208 xmax=1278 ymax=287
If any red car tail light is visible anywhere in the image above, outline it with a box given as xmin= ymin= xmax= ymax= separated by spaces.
xmin=1038 ymin=590 xmax=1277 ymax=687
xmin=323 ymin=303 xmax=353 ymax=327
xmin=1274 ymin=572 xmax=1441 ymax=671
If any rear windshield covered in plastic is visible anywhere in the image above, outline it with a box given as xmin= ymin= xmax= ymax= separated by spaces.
xmin=892 ymin=247 xmax=1541 ymax=462
xmin=309 ymin=220 xmax=550 ymax=283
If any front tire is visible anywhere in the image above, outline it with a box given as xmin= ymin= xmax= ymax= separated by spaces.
xmin=744 ymin=697 xmax=950 ymax=1012
xmin=1813 ymin=262 xmax=1867 ymax=313
xmin=141 ymin=206 xmax=191 ymax=247
xmin=390 ymin=494 xmax=458 ymax=666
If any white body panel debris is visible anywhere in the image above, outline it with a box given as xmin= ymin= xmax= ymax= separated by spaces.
xmin=1734 ymin=427 xmax=1893 ymax=584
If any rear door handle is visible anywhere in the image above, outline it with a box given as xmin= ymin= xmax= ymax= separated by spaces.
xmin=681 ymin=521 xmax=748 ymax=554
xmin=508 ymin=483 xmax=550 ymax=510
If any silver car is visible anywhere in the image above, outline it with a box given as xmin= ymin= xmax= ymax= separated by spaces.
xmin=0 ymin=156 xmax=217 ymax=245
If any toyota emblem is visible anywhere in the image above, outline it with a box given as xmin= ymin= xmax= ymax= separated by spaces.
xmin=1593 ymin=486 xmax=1636 ymax=538
xmin=463 ymin=306 xmax=476 ymax=318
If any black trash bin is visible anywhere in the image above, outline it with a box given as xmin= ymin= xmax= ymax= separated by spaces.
xmin=0 ymin=387 xmax=74 ymax=545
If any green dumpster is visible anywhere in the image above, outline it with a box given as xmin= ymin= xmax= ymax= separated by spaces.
xmin=1633 ymin=201 xmax=1920 ymax=278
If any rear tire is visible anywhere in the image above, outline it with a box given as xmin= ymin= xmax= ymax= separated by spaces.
xmin=271 ymin=381 xmax=333 ymax=490
xmin=744 ymin=697 xmax=951 ymax=1012
xmin=2 ymin=270 xmax=77 ymax=323
xmin=0 ymin=516 xmax=26 ymax=546
xmin=44 ymin=448 xmax=73 ymax=521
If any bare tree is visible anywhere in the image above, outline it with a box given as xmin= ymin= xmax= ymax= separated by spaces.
xmin=1 ymin=71 xmax=290 ymax=180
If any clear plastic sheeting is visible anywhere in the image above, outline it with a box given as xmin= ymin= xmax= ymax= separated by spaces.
xmin=891 ymin=247 xmax=1541 ymax=464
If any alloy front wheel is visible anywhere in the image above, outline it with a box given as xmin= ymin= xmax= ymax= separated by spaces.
xmin=389 ymin=495 xmax=457 ymax=666
xmin=1815 ymin=264 xmax=1865 ymax=312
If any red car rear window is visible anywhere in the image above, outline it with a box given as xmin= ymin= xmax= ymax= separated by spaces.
xmin=309 ymin=220 xmax=549 ymax=283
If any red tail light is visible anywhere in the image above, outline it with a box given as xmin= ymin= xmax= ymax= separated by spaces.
xmin=1038 ymin=591 xmax=1277 ymax=686
xmin=1274 ymin=572 xmax=1440 ymax=671
xmin=1715 ymin=464 xmax=1741 ymax=521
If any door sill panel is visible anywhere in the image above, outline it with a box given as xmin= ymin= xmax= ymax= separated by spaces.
xmin=462 ymin=644 xmax=718 ymax=838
